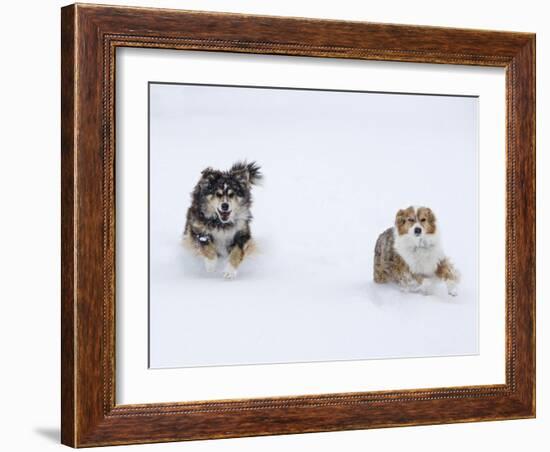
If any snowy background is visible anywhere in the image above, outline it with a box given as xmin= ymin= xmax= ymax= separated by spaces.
xmin=149 ymin=83 xmax=479 ymax=368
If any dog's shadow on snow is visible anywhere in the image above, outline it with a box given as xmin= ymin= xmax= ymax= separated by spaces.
xmin=174 ymin=240 xmax=266 ymax=281
xmin=176 ymin=247 xmax=218 ymax=280
xmin=364 ymin=280 xmax=460 ymax=308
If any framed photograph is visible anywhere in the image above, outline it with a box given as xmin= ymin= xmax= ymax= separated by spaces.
xmin=61 ymin=3 xmax=535 ymax=447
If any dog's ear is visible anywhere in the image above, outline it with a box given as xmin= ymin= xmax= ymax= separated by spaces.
xmin=200 ymin=167 xmax=220 ymax=185
xmin=201 ymin=167 xmax=218 ymax=179
xmin=419 ymin=207 xmax=436 ymax=223
xmin=426 ymin=207 xmax=436 ymax=223
xmin=230 ymin=161 xmax=262 ymax=186
xmin=231 ymin=167 xmax=249 ymax=185
xmin=395 ymin=209 xmax=406 ymax=227
xmin=197 ymin=167 xmax=219 ymax=193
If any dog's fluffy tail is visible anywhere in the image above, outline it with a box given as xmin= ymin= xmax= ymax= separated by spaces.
xmin=230 ymin=161 xmax=262 ymax=185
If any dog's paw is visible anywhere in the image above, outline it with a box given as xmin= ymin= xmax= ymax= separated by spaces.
xmin=447 ymin=283 xmax=458 ymax=297
xmin=223 ymin=264 xmax=237 ymax=280
xmin=204 ymin=258 xmax=217 ymax=273
xmin=417 ymin=279 xmax=435 ymax=296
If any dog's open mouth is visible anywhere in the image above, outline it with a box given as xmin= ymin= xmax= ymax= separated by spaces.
xmin=217 ymin=210 xmax=232 ymax=222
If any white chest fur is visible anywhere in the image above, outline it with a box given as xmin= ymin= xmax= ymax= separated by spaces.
xmin=393 ymin=230 xmax=444 ymax=276
xmin=211 ymin=227 xmax=236 ymax=257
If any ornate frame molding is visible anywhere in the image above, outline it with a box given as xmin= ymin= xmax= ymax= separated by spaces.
xmin=61 ymin=4 xmax=535 ymax=447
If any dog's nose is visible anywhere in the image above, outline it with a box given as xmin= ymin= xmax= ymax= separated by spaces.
xmin=220 ymin=203 xmax=229 ymax=211
xmin=414 ymin=227 xmax=422 ymax=235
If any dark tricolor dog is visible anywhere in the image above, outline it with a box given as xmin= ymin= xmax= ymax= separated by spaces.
xmin=183 ymin=161 xmax=262 ymax=279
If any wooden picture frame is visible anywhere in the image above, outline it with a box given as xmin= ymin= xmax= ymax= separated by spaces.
xmin=61 ymin=3 xmax=535 ymax=447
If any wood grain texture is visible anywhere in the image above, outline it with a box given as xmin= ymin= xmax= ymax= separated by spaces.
xmin=60 ymin=5 xmax=76 ymax=447
xmin=61 ymin=3 xmax=536 ymax=447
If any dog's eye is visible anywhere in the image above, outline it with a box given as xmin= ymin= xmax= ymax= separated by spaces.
xmin=216 ymin=193 xmax=223 ymax=198
xmin=408 ymin=218 xmax=415 ymax=223
xmin=420 ymin=218 xmax=426 ymax=222
xmin=228 ymin=193 xmax=234 ymax=198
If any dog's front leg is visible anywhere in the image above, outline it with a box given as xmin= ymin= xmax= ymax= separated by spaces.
xmin=224 ymin=231 xmax=253 ymax=280
xmin=203 ymin=255 xmax=218 ymax=273
xmin=224 ymin=246 xmax=243 ymax=280
xmin=417 ymin=277 xmax=435 ymax=295
xmin=195 ymin=234 xmax=217 ymax=273
xmin=398 ymin=273 xmax=423 ymax=293
xmin=436 ymin=258 xmax=460 ymax=296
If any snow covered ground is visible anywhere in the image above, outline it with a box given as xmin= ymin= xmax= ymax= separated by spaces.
xmin=148 ymin=83 xmax=479 ymax=368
